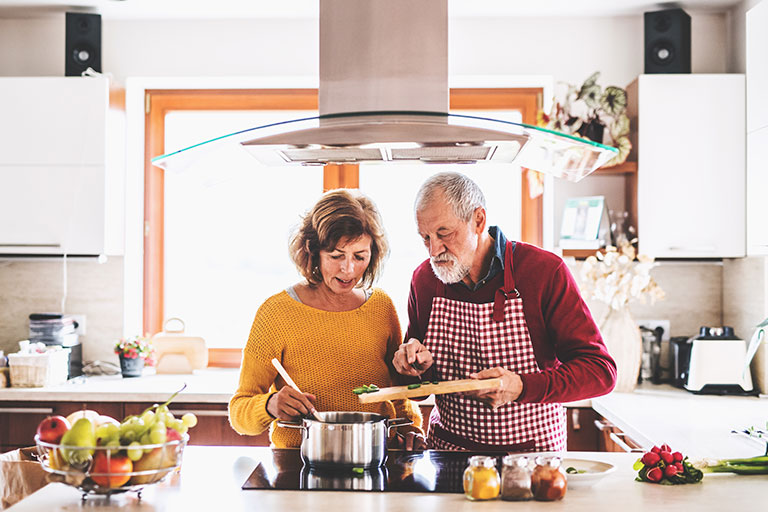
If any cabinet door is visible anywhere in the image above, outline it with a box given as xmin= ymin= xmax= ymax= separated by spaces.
xmin=747 ymin=126 xmax=768 ymax=255
xmin=747 ymin=1 xmax=768 ymax=132
xmin=566 ymin=407 xmax=599 ymax=452
xmin=0 ymin=403 xmax=55 ymax=451
xmin=593 ymin=415 xmax=644 ymax=453
xmin=637 ymin=75 xmax=745 ymax=258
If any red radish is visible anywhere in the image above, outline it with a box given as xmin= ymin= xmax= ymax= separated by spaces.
xmin=660 ymin=443 xmax=671 ymax=452
xmin=650 ymin=446 xmax=661 ymax=454
xmin=660 ymin=451 xmax=674 ymax=464
xmin=664 ymin=464 xmax=678 ymax=477
xmin=641 ymin=452 xmax=661 ymax=466
xmin=646 ymin=467 xmax=663 ymax=482
xmin=673 ymin=452 xmax=683 ymax=462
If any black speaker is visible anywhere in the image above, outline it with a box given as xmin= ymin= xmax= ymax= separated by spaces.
xmin=65 ymin=12 xmax=101 ymax=76
xmin=644 ymin=8 xmax=691 ymax=74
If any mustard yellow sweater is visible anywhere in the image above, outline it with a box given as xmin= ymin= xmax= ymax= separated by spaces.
xmin=228 ymin=288 xmax=422 ymax=447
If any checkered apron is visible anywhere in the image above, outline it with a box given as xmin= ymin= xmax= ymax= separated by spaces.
xmin=424 ymin=241 xmax=566 ymax=452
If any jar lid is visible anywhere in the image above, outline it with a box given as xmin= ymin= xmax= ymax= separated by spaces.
xmin=468 ymin=455 xmax=497 ymax=468
xmin=502 ymin=455 xmax=530 ymax=467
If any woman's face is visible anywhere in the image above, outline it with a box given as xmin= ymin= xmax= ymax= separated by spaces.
xmin=317 ymin=234 xmax=372 ymax=295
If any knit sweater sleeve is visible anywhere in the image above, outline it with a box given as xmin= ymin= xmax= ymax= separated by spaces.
xmin=228 ymin=297 xmax=283 ymax=436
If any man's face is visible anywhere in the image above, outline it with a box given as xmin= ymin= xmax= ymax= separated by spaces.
xmin=416 ymin=194 xmax=480 ymax=284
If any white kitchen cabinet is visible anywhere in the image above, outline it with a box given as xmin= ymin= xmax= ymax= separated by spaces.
xmin=747 ymin=0 xmax=768 ymax=133
xmin=0 ymin=76 xmax=120 ymax=256
xmin=747 ymin=127 xmax=768 ymax=255
xmin=627 ymin=74 xmax=745 ymax=259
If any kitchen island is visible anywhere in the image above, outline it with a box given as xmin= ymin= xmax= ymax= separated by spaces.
xmin=8 ymin=446 xmax=768 ymax=511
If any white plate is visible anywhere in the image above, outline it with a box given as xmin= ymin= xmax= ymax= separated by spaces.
xmin=561 ymin=458 xmax=616 ymax=489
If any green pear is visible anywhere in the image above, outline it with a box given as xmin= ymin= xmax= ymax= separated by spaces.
xmin=60 ymin=417 xmax=96 ymax=466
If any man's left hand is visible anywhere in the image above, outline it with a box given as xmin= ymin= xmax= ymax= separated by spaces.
xmin=464 ymin=367 xmax=523 ymax=409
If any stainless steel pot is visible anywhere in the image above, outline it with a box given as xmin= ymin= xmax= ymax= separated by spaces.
xmin=277 ymin=411 xmax=412 ymax=469
xmin=300 ymin=466 xmax=388 ymax=491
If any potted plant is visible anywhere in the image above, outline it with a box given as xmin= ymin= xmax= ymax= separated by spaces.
xmin=538 ymin=71 xmax=632 ymax=168
xmin=114 ymin=335 xmax=155 ymax=378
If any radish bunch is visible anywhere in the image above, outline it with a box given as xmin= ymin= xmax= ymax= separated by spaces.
xmin=633 ymin=443 xmax=703 ymax=484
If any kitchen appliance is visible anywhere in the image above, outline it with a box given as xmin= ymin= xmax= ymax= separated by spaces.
xmin=682 ymin=326 xmax=755 ymax=395
xmin=243 ymin=448 xmax=492 ymax=493
xmin=152 ymin=0 xmax=617 ymax=180
xmin=28 ymin=313 xmax=82 ymax=379
xmin=277 ymin=412 xmax=412 ymax=469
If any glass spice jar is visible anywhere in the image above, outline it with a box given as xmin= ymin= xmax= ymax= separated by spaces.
xmin=531 ymin=456 xmax=567 ymax=501
xmin=500 ymin=455 xmax=533 ymax=501
xmin=463 ymin=455 xmax=501 ymax=501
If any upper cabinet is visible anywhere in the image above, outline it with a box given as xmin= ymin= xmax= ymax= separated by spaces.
xmin=747 ymin=1 xmax=768 ymax=255
xmin=747 ymin=0 xmax=768 ymax=133
xmin=0 ymin=77 xmax=121 ymax=256
xmin=627 ymin=74 xmax=745 ymax=259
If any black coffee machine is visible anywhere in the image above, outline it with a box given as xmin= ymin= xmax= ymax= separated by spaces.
xmin=28 ymin=313 xmax=83 ymax=379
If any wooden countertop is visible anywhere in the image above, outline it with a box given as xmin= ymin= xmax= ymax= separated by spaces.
xmin=8 ymin=446 xmax=768 ymax=512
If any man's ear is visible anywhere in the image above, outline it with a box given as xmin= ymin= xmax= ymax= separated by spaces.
xmin=473 ymin=207 xmax=486 ymax=234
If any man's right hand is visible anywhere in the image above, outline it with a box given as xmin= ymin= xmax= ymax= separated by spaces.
xmin=393 ymin=338 xmax=434 ymax=377
xmin=267 ymin=387 xmax=317 ymax=420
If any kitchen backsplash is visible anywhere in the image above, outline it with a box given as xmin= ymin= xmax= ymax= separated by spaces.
xmin=0 ymin=257 xmax=123 ymax=364
xmin=0 ymin=255 xmax=765 ymax=390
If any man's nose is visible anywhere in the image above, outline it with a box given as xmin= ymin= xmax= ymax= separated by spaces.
xmin=429 ymin=239 xmax=444 ymax=257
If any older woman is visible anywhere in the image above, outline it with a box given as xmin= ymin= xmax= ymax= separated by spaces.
xmin=229 ymin=188 xmax=423 ymax=448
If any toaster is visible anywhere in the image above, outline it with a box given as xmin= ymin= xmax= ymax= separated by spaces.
xmin=685 ymin=326 xmax=754 ymax=395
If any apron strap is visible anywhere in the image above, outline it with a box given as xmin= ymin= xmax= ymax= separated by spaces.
xmin=492 ymin=240 xmax=518 ymax=322
xmin=431 ymin=423 xmax=536 ymax=452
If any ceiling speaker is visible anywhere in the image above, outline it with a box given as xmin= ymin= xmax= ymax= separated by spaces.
xmin=65 ymin=12 xmax=102 ymax=76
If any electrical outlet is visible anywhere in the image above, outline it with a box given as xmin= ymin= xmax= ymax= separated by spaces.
xmin=71 ymin=314 xmax=86 ymax=336
xmin=637 ymin=319 xmax=670 ymax=341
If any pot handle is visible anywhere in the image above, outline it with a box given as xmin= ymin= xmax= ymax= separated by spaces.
xmin=386 ymin=417 xmax=413 ymax=434
xmin=276 ymin=420 xmax=306 ymax=430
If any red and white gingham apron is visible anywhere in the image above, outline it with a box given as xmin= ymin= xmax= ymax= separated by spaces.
xmin=424 ymin=240 xmax=566 ymax=452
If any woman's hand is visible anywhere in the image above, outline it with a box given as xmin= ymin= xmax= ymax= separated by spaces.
xmin=390 ymin=431 xmax=427 ymax=451
xmin=393 ymin=338 xmax=434 ymax=377
xmin=267 ymin=386 xmax=317 ymax=420
xmin=463 ymin=367 xmax=523 ymax=409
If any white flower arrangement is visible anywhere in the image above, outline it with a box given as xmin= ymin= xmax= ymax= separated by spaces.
xmin=578 ymin=241 xmax=665 ymax=311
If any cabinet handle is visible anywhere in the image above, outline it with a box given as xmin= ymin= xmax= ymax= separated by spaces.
xmin=0 ymin=243 xmax=61 ymax=248
xmin=666 ymin=246 xmax=716 ymax=253
xmin=168 ymin=409 xmax=228 ymax=417
xmin=593 ymin=419 xmax=613 ymax=431
xmin=609 ymin=432 xmax=644 ymax=453
xmin=0 ymin=407 xmax=54 ymax=414
xmin=571 ymin=409 xmax=581 ymax=431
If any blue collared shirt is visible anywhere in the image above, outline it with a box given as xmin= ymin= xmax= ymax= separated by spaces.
xmin=460 ymin=225 xmax=511 ymax=291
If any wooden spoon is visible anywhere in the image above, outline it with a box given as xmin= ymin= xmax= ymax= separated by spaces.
xmin=270 ymin=358 xmax=323 ymax=421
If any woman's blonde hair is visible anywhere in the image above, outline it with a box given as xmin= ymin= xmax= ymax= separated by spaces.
xmin=289 ymin=189 xmax=389 ymax=288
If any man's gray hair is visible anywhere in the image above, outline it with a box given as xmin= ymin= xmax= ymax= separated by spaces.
xmin=414 ymin=172 xmax=486 ymax=222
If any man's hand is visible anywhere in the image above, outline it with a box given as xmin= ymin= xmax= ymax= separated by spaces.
xmin=393 ymin=338 xmax=434 ymax=377
xmin=390 ymin=431 xmax=427 ymax=451
xmin=267 ymin=387 xmax=317 ymax=420
xmin=463 ymin=367 xmax=523 ymax=409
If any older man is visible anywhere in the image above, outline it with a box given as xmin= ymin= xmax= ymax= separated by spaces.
xmin=393 ymin=172 xmax=616 ymax=451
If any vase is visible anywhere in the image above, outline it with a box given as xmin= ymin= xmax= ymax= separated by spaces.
xmin=599 ymin=306 xmax=642 ymax=393
xmin=119 ymin=355 xmax=144 ymax=378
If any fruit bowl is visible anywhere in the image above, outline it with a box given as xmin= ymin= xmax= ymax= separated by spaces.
xmin=35 ymin=435 xmax=188 ymax=498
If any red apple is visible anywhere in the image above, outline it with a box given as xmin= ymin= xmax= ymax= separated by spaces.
xmin=91 ymin=451 xmax=133 ymax=488
xmin=166 ymin=427 xmax=182 ymax=442
xmin=36 ymin=415 xmax=71 ymax=444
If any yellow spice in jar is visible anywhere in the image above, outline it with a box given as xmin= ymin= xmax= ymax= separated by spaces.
xmin=463 ymin=464 xmax=501 ymax=500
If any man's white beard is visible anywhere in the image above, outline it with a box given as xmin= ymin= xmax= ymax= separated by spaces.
xmin=430 ymin=252 xmax=470 ymax=284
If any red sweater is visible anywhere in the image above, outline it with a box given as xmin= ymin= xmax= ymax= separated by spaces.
xmin=405 ymin=241 xmax=616 ymax=403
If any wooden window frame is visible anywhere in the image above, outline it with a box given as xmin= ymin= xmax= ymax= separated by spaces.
xmin=144 ymin=87 xmax=542 ymax=367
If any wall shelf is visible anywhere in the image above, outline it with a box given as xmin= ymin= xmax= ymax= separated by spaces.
xmin=594 ymin=160 xmax=637 ymax=175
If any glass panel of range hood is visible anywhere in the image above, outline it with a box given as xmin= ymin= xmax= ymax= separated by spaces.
xmin=152 ymin=111 xmax=618 ymax=182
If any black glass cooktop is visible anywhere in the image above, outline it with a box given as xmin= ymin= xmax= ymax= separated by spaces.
xmin=242 ymin=449 xmax=503 ymax=493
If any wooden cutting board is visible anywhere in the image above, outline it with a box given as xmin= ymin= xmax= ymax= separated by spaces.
xmin=357 ymin=378 xmax=502 ymax=403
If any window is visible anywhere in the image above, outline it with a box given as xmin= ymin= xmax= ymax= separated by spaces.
xmin=144 ymin=87 xmax=542 ymax=365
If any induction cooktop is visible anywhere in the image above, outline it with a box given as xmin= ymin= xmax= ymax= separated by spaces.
xmin=242 ymin=449 xmax=503 ymax=493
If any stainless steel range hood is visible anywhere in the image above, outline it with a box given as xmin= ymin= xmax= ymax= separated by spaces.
xmin=152 ymin=0 xmax=617 ymax=182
